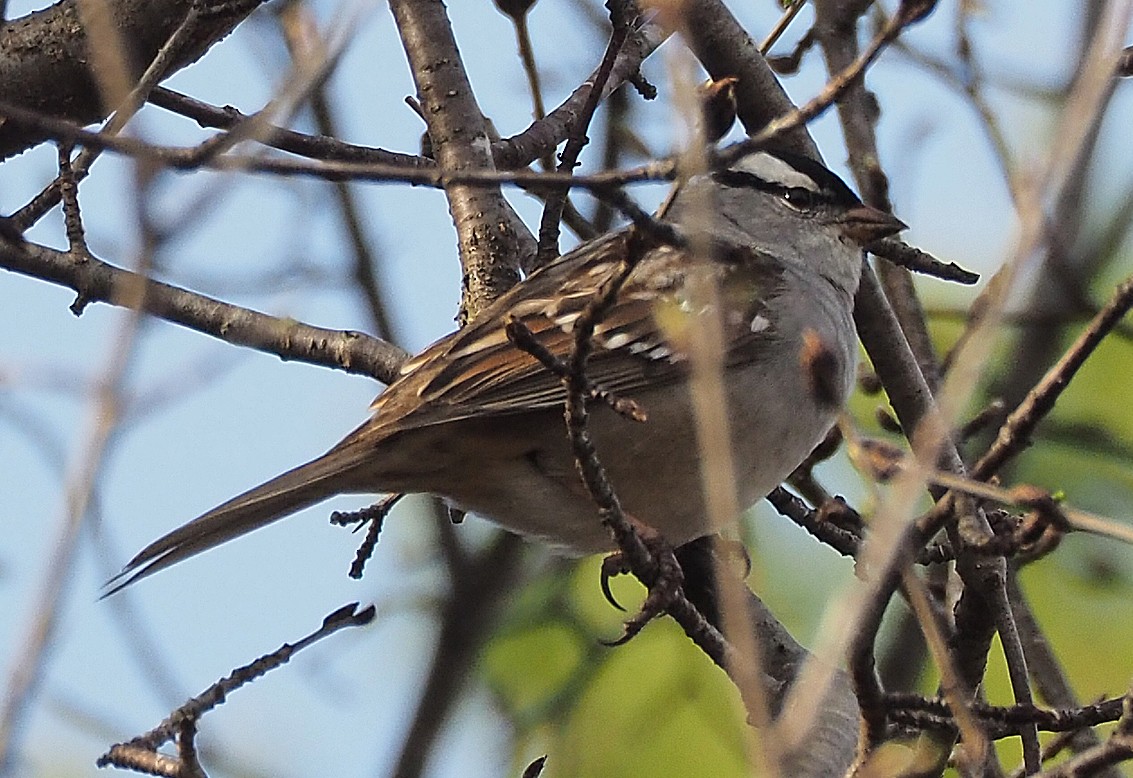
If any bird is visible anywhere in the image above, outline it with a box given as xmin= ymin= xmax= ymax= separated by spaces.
xmin=108 ymin=146 xmax=905 ymax=593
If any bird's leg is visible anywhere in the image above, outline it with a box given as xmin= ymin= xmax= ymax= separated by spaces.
xmin=601 ymin=515 xmax=686 ymax=646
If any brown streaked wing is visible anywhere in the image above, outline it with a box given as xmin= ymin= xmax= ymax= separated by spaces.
xmin=380 ymin=230 xmax=631 ymax=391
xmin=362 ymin=235 xmax=785 ymax=436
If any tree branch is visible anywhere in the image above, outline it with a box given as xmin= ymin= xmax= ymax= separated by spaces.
xmin=388 ymin=0 xmax=533 ymax=323
xmin=0 ymin=239 xmax=409 ymax=383
xmin=0 ymin=0 xmax=265 ymax=159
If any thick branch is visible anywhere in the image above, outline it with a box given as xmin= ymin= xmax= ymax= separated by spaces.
xmin=0 ymin=0 xmax=265 ymax=160
xmin=664 ymin=0 xmax=818 ymax=158
xmin=0 ymin=239 xmax=409 ymax=383
xmin=388 ymin=0 xmax=531 ymax=323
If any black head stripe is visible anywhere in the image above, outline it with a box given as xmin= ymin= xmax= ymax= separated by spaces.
xmin=759 ymin=148 xmax=863 ymax=208
xmin=711 ymin=168 xmax=781 ymax=194
xmin=712 ymin=147 xmax=863 ymax=210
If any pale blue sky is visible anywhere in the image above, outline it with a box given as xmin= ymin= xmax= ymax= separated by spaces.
xmin=1 ymin=1 xmax=1124 ymax=776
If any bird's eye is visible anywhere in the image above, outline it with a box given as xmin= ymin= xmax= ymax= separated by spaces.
xmin=781 ymin=186 xmax=818 ymax=210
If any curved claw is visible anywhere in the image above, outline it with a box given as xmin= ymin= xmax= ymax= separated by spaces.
xmin=601 ymin=591 xmax=664 ymax=647
xmin=600 ymin=571 xmax=625 ymax=612
xmin=600 ymin=540 xmax=686 ymax=647
xmin=600 ymin=629 xmax=635 ymax=648
xmin=599 ymin=553 xmax=629 ymax=611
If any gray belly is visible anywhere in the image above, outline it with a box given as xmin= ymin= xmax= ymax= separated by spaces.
xmin=384 ymin=284 xmax=857 ymax=553
xmin=419 ymin=344 xmax=849 ymax=552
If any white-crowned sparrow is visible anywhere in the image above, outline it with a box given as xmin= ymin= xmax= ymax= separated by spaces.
xmin=111 ymin=147 xmax=904 ymax=590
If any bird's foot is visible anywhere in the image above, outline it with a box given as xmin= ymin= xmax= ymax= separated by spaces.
xmin=601 ymin=527 xmax=685 ymax=647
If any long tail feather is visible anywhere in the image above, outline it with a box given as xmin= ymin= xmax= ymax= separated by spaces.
xmin=104 ymin=449 xmax=370 ymax=596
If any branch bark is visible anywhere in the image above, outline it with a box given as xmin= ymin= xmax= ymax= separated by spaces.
xmin=0 ymin=239 xmax=410 ymax=383
xmin=388 ymin=0 xmax=533 ymax=323
xmin=0 ymin=0 xmax=265 ymax=160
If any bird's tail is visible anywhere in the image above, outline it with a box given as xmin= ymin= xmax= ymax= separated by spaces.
xmin=104 ymin=446 xmax=371 ymax=596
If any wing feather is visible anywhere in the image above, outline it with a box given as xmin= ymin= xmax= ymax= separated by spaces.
xmin=364 ymin=231 xmax=787 ymax=436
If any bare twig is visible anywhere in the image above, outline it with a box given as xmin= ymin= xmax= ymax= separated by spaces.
xmin=535 ymin=6 xmax=632 ymax=266
xmin=759 ymin=0 xmax=807 ymax=55
xmin=0 ymin=0 xmax=267 ymax=160
xmin=98 ymin=604 xmax=375 ymax=776
xmin=870 ymin=237 xmax=979 ymax=284
xmin=9 ymin=1 xmax=227 ymax=231
xmin=974 ymin=276 xmax=1133 ymax=480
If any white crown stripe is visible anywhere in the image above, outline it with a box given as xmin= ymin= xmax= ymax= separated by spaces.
xmin=731 ymin=151 xmax=821 ymax=193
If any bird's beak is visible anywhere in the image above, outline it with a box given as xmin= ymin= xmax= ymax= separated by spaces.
xmin=838 ymin=203 xmax=907 ymax=246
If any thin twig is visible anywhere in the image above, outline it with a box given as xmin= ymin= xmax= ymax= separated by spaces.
xmin=759 ymin=0 xmax=807 ymax=54
xmin=98 ymin=604 xmax=375 ymax=776
xmin=974 ymin=275 xmax=1133 ymax=480
xmin=535 ymin=9 xmax=632 ymax=266
xmin=11 ymin=2 xmax=212 ymax=232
